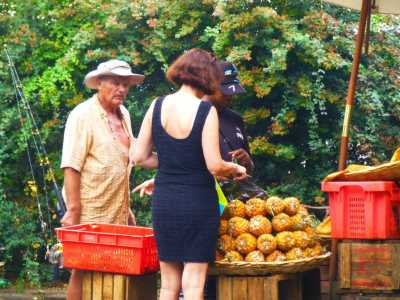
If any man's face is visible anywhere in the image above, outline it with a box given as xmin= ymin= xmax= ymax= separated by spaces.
xmin=211 ymin=89 xmax=233 ymax=109
xmin=98 ymin=76 xmax=130 ymax=107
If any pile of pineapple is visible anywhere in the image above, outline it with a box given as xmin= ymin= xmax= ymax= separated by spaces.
xmin=216 ymin=197 xmax=324 ymax=263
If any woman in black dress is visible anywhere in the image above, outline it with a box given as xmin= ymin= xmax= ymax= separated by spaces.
xmin=133 ymin=49 xmax=247 ymax=300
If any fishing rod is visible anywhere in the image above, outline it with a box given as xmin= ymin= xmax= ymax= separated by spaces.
xmin=5 ymin=47 xmax=66 ymax=219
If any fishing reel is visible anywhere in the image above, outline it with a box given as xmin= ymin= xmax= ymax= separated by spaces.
xmin=46 ymin=243 xmax=64 ymax=268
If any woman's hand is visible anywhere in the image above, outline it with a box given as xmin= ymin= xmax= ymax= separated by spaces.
xmin=232 ymin=164 xmax=249 ymax=181
xmin=132 ymin=178 xmax=155 ymax=197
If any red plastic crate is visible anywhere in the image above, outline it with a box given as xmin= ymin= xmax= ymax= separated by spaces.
xmin=56 ymin=223 xmax=159 ymax=275
xmin=321 ymin=181 xmax=400 ymax=239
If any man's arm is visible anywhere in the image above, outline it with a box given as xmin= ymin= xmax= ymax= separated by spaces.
xmin=60 ymin=168 xmax=81 ymax=226
xmin=241 ymin=116 xmax=254 ymax=173
xmin=229 ymin=116 xmax=254 ymax=174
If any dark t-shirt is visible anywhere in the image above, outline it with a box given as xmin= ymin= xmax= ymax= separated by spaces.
xmin=218 ymin=108 xmax=266 ymax=199
xmin=218 ymin=107 xmax=250 ymax=161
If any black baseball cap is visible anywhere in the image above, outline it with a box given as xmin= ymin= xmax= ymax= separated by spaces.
xmin=220 ymin=61 xmax=246 ymax=96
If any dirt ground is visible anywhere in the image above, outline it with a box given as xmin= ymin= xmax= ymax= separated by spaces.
xmin=0 ymin=287 xmax=66 ymax=300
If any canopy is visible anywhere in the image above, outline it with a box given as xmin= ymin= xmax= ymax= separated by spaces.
xmin=322 ymin=0 xmax=400 ymax=14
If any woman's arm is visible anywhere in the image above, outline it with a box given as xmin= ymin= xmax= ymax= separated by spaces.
xmin=202 ymin=106 xmax=247 ymax=180
xmin=132 ymin=100 xmax=158 ymax=168
xmin=138 ymin=152 xmax=159 ymax=169
xmin=131 ymin=136 xmax=158 ymax=169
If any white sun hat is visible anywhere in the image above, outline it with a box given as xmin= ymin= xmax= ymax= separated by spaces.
xmin=84 ymin=59 xmax=145 ymax=89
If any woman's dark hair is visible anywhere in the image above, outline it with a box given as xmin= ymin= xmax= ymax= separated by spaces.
xmin=166 ymin=48 xmax=223 ymax=95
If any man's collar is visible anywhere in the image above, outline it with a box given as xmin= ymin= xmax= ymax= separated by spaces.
xmin=93 ymin=93 xmax=123 ymax=120
xmin=93 ymin=94 xmax=107 ymax=119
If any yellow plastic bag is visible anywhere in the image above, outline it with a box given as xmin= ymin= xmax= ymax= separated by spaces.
xmin=216 ymin=179 xmax=228 ymax=216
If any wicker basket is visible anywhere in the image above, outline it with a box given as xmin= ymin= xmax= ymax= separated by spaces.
xmin=210 ymin=252 xmax=331 ymax=276
xmin=317 ymin=234 xmax=331 ymax=240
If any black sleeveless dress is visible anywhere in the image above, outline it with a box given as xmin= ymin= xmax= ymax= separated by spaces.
xmin=151 ymin=96 xmax=219 ymax=262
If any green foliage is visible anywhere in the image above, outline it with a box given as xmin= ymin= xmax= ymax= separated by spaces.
xmin=0 ymin=199 xmax=53 ymax=287
xmin=1 ymin=0 xmax=400 ymax=285
xmin=0 ymin=278 xmax=11 ymax=289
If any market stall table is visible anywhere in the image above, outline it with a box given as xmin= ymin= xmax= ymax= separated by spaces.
xmin=209 ymin=253 xmax=330 ymax=300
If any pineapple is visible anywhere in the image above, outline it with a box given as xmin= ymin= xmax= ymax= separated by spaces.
xmin=235 ymin=233 xmax=257 ymax=255
xmin=290 ymin=213 xmax=308 ymax=231
xmin=227 ymin=199 xmax=246 ymax=218
xmin=286 ymin=247 xmax=306 ymax=260
xmin=249 ymin=215 xmax=272 ymax=236
xmin=266 ymin=196 xmax=286 ymax=216
xmin=217 ymin=234 xmax=235 ymax=253
xmin=245 ymin=198 xmax=267 ymax=218
xmin=283 ymin=197 xmax=301 ymax=216
xmin=245 ymin=250 xmax=265 ymax=262
xmin=219 ymin=219 xmax=229 ymax=236
xmin=228 ymin=217 xmax=249 ymax=238
xmin=266 ymin=250 xmax=286 ymax=262
xmin=225 ymin=250 xmax=244 ymax=262
xmin=272 ymin=213 xmax=292 ymax=232
xmin=257 ymin=234 xmax=277 ymax=255
xmin=298 ymin=205 xmax=309 ymax=216
xmin=312 ymin=243 xmax=323 ymax=256
xmin=304 ymin=243 xmax=323 ymax=257
xmin=293 ymin=231 xmax=311 ymax=249
xmin=304 ymin=226 xmax=318 ymax=247
xmin=276 ymin=231 xmax=296 ymax=251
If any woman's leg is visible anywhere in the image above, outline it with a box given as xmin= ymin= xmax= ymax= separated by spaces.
xmin=66 ymin=269 xmax=83 ymax=300
xmin=182 ymin=262 xmax=208 ymax=300
xmin=160 ymin=261 xmax=183 ymax=300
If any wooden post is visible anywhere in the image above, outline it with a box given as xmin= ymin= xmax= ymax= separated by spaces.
xmin=331 ymin=2 xmax=372 ymax=300
xmin=82 ymin=271 xmax=157 ymax=300
xmin=337 ymin=0 xmax=370 ymax=170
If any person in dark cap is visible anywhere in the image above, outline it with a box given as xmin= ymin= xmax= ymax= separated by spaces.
xmin=203 ymin=61 xmax=254 ymax=174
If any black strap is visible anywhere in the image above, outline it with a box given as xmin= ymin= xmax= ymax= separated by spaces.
xmin=152 ymin=96 xmax=166 ymax=136
xmin=192 ymin=102 xmax=212 ymax=136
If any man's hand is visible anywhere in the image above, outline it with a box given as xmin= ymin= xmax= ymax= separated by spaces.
xmin=128 ymin=208 xmax=136 ymax=226
xmin=229 ymin=148 xmax=254 ymax=173
xmin=132 ymin=178 xmax=155 ymax=197
xmin=60 ymin=208 xmax=80 ymax=227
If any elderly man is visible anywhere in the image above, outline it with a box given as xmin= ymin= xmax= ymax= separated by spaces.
xmin=60 ymin=59 xmax=151 ymax=300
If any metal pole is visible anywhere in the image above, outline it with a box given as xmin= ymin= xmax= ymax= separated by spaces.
xmin=330 ymin=1 xmax=371 ymax=300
